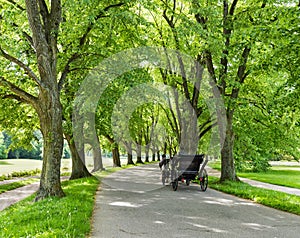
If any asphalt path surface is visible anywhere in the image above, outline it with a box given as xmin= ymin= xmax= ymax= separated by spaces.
xmin=91 ymin=163 xmax=300 ymax=238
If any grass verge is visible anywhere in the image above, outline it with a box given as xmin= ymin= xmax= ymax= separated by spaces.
xmin=0 ymin=169 xmax=41 ymax=181
xmin=238 ymin=169 xmax=300 ymax=189
xmin=0 ymin=161 xmax=12 ymax=165
xmin=208 ymin=161 xmax=300 ymax=189
xmin=0 ymin=176 xmax=100 ymax=238
xmin=0 ymin=178 xmax=39 ymax=194
xmin=209 ymin=176 xmax=300 ymax=216
xmin=0 ymin=162 xmax=146 ymax=237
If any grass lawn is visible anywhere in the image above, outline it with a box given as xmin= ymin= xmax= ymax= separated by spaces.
xmin=209 ymin=161 xmax=300 ymax=189
xmin=0 ymin=163 xmax=144 ymax=237
xmin=238 ymin=169 xmax=300 ymax=189
xmin=0 ymin=169 xmax=41 ymax=181
xmin=209 ymin=176 xmax=300 ymax=216
xmin=0 ymin=161 xmax=12 ymax=165
xmin=0 ymin=176 xmax=100 ymax=238
xmin=0 ymin=178 xmax=39 ymax=194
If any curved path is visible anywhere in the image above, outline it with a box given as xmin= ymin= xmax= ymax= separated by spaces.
xmin=91 ymin=163 xmax=300 ymax=238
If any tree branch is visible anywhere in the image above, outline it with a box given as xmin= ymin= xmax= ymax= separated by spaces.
xmin=58 ymin=53 xmax=80 ymax=91
xmin=5 ymin=0 xmax=25 ymax=11
xmin=0 ymin=77 xmax=38 ymax=105
xmin=0 ymin=47 xmax=42 ymax=87
xmin=231 ymin=46 xmax=251 ymax=99
xmin=80 ymin=2 xmax=124 ymax=46
xmin=58 ymin=2 xmax=124 ymax=91
xmin=1 ymin=94 xmax=27 ymax=103
xmin=199 ymin=121 xmax=217 ymax=139
xmin=229 ymin=0 xmax=238 ymax=16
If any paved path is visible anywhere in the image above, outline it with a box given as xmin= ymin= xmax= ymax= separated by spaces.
xmin=91 ymin=164 xmax=300 ymax=238
xmin=206 ymin=167 xmax=300 ymax=196
xmin=0 ymin=176 xmax=40 ymax=186
xmin=0 ymin=176 xmax=68 ymax=212
xmin=0 ymin=182 xmax=39 ymax=211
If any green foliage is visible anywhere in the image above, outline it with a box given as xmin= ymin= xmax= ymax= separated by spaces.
xmin=0 ymin=0 xmax=299 ymax=179
xmin=0 ymin=177 xmax=99 ymax=238
xmin=0 ymin=131 xmax=42 ymax=160
xmin=0 ymin=132 xmax=6 ymax=159
xmin=209 ymin=176 xmax=300 ymax=216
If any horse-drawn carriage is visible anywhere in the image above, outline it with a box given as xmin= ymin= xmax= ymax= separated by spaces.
xmin=160 ymin=154 xmax=208 ymax=191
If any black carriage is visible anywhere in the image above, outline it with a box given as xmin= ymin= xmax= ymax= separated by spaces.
xmin=167 ymin=154 xmax=208 ymax=191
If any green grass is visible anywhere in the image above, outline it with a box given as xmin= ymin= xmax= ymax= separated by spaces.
xmin=209 ymin=176 xmax=300 ymax=216
xmin=208 ymin=161 xmax=221 ymax=170
xmin=209 ymin=161 xmax=300 ymax=189
xmin=271 ymin=165 xmax=300 ymax=170
xmin=238 ymin=169 xmax=300 ymax=189
xmin=0 ymin=176 xmax=100 ymax=238
xmin=0 ymin=178 xmax=38 ymax=194
xmin=0 ymin=169 xmax=41 ymax=181
xmin=0 ymin=161 xmax=12 ymax=165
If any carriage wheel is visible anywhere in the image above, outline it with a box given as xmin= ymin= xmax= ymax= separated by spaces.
xmin=200 ymin=169 xmax=208 ymax=191
xmin=172 ymin=179 xmax=178 ymax=191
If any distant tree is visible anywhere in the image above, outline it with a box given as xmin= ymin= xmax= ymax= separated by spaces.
xmin=0 ymin=132 xmax=7 ymax=159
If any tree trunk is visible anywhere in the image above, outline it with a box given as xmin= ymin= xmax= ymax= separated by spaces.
xmin=157 ymin=151 xmax=161 ymax=161
xmin=112 ymin=145 xmax=121 ymax=167
xmin=136 ymin=144 xmax=143 ymax=164
xmin=145 ymin=146 xmax=150 ymax=163
xmin=65 ymin=134 xmax=92 ymax=180
xmin=92 ymin=142 xmax=104 ymax=172
xmin=220 ymin=111 xmax=239 ymax=181
xmin=87 ymin=134 xmax=104 ymax=172
xmin=127 ymin=152 xmax=134 ymax=165
xmin=25 ymin=0 xmax=65 ymax=200
xmin=35 ymin=93 xmax=65 ymax=200
xmin=124 ymin=142 xmax=134 ymax=165
xmin=152 ymin=151 xmax=156 ymax=162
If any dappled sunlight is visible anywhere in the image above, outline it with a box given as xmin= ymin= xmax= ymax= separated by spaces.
xmin=109 ymin=201 xmax=143 ymax=208
xmin=186 ymin=222 xmax=228 ymax=234
xmin=178 ymin=196 xmax=188 ymax=200
xmin=203 ymin=196 xmax=257 ymax=207
xmin=93 ymin=164 xmax=300 ymax=238
xmin=154 ymin=220 xmax=165 ymax=224
xmin=242 ymin=223 xmax=274 ymax=231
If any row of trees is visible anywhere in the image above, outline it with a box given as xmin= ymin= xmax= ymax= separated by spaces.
xmin=0 ymin=0 xmax=299 ymax=199
xmin=0 ymin=131 xmax=42 ymax=159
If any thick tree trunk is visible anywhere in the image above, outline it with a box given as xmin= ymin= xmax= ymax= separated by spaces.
xmin=25 ymin=0 xmax=65 ymax=200
xmin=35 ymin=93 xmax=65 ymax=200
xmin=220 ymin=112 xmax=239 ymax=181
xmin=65 ymin=134 xmax=92 ymax=180
xmin=112 ymin=145 xmax=121 ymax=167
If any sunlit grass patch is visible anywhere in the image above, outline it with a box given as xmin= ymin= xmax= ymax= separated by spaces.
xmin=0 ymin=176 xmax=99 ymax=238
xmin=238 ymin=169 xmax=300 ymax=189
xmin=209 ymin=176 xmax=300 ymax=215
xmin=0 ymin=178 xmax=38 ymax=194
